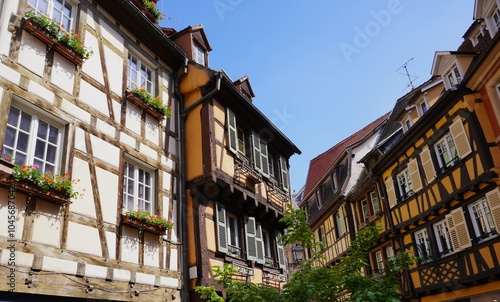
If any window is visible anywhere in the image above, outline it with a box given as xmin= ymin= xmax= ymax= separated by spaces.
xmin=385 ymin=245 xmax=394 ymax=258
xmin=360 ymin=199 xmax=369 ymax=223
xmin=123 ymin=161 xmax=155 ymax=213
xmin=433 ymin=220 xmax=454 ymax=257
xmin=227 ymin=213 xmax=241 ymax=257
xmin=127 ymin=53 xmax=154 ymax=95
xmin=262 ymin=229 xmax=273 ymax=266
xmin=469 ymin=191 xmax=499 ymax=242
xmin=252 ymin=132 xmax=269 ymax=176
xmin=237 ymin=128 xmax=245 ymax=155
xmin=193 ymin=45 xmax=205 ymax=66
xmin=268 ymin=154 xmax=275 ymax=178
xmin=447 ymin=65 xmax=462 ymax=87
xmin=2 ymin=105 xmax=63 ymax=173
xmin=414 ymin=228 xmax=432 ymax=263
xmin=417 ymin=97 xmax=429 ymax=117
xmin=434 ymin=119 xmax=471 ymax=172
xmin=493 ymin=7 xmax=500 ymax=29
xmin=375 ymin=250 xmax=384 ymax=272
xmin=335 ymin=206 xmax=347 ymax=238
xmin=28 ymin=0 xmax=75 ymax=31
xmin=370 ymin=191 xmax=381 ymax=214
xmin=397 ymin=169 xmax=413 ymax=199
xmin=434 ymin=133 xmax=457 ymax=171
xmin=402 ymin=115 xmax=412 ymax=132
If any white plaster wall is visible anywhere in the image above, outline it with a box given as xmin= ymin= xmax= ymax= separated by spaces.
xmin=105 ymin=230 xmax=116 ymax=260
xmin=169 ymin=248 xmax=178 ymax=271
xmin=0 ymin=59 xmax=21 ymax=86
xmin=0 ymin=0 xmax=16 ymax=56
xmin=96 ymin=167 xmax=119 ymax=224
xmin=121 ymin=226 xmax=139 ymax=264
xmin=51 ymin=53 xmax=76 ymax=94
xmin=69 ymin=157 xmax=96 ymax=218
xmin=145 ymin=116 xmax=159 ymax=144
xmin=31 ymin=200 xmax=62 ymax=247
xmin=126 ymin=103 xmax=142 ymax=135
xmin=344 ymin=133 xmax=379 ymax=194
xmin=61 ymin=99 xmax=92 ymax=125
xmin=79 ymin=80 xmax=109 ymax=116
xmin=112 ymin=100 xmax=121 ymax=124
xmin=105 ymin=45 xmax=124 ymax=96
xmin=143 ymin=232 xmax=159 ymax=267
xmin=66 ymin=222 xmax=102 ymax=256
xmin=28 ymin=81 xmax=55 ymax=105
xmin=18 ymin=34 xmax=46 ymax=77
xmin=119 ymin=132 xmax=136 ymax=149
xmin=140 ymin=142 xmax=156 ymax=159
xmin=0 ymin=188 xmax=26 ymax=240
xmin=100 ymin=16 xmax=124 ymax=54
xmin=96 ymin=119 xmax=116 ymax=139
xmin=81 ymin=30 xmax=103 ymax=85
xmin=90 ymin=135 xmax=120 ymax=168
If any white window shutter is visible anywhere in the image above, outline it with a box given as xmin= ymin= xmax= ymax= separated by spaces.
xmin=215 ymin=203 xmax=228 ymax=254
xmin=227 ymin=109 xmax=238 ymax=153
xmin=485 ymin=188 xmax=500 ymax=231
xmin=260 ymin=139 xmax=269 ymax=177
xmin=255 ymin=222 xmax=265 ymax=264
xmin=446 ymin=208 xmax=471 ymax=251
xmin=420 ymin=146 xmax=436 ymax=183
xmin=279 ymin=156 xmax=289 ymax=192
xmin=244 ymin=216 xmax=258 ymax=261
xmin=252 ymin=133 xmax=262 ymax=172
xmin=385 ymin=177 xmax=397 ymax=208
xmin=275 ymin=231 xmax=286 ymax=269
xmin=449 ymin=119 xmax=472 ymax=159
xmin=408 ymin=158 xmax=423 ymax=192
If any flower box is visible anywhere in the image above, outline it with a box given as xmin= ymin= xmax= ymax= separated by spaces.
xmin=125 ymin=90 xmax=168 ymax=120
xmin=122 ymin=215 xmax=167 ymax=235
xmin=53 ymin=41 xmax=84 ymax=65
xmin=21 ymin=18 xmax=58 ymax=47
xmin=0 ymin=159 xmax=15 ymax=180
xmin=21 ymin=10 xmax=92 ymax=65
xmin=0 ymin=178 xmax=71 ymax=205
xmin=130 ymin=0 xmax=163 ymax=23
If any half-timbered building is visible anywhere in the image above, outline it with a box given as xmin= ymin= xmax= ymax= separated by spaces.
xmin=175 ymin=26 xmax=301 ymax=299
xmin=371 ymin=1 xmax=500 ymax=299
xmin=0 ymin=0 xmax=186 ymax=301
xmin=300 ymin=113 xmax=388 ymax=266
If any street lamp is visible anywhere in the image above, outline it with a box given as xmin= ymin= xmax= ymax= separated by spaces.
xmin=292 ymin=243 xmax=304 ymax=264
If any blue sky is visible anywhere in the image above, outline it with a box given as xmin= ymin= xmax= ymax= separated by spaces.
xmin=159 ymin=1 xmax=475 ymax=193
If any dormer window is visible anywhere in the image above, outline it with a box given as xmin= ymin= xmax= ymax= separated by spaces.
xmin=447 ymin=65 xmax=462 ymax=88
xmin=402 ymin=114 xmax=412 ymax=132
xmin=193 ymin=44 xmax=205 ymax=66
xmin=493 ymin=7 xmax=500 ymax=29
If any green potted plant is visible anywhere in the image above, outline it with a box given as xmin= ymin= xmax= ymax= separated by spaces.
xmin=122 ymin=208 xmax=174 ymax=235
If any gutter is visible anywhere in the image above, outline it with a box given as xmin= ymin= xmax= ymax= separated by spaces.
xmin=175 ymin=57 xmax=189 ymax=302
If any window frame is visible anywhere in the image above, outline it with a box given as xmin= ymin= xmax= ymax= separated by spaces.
xmin=127 ymin=52 xmax=155 ymax=95
xmin=27 ymin=0 xmax=77 ymax=32
xmin=370 ymin=191 xmax=381 ymax=215
xmin=122 ymin=159 xmax=156 ymax=214
xmin=193 ymin=44 xmax=205 ymax=66
xmin=469 ymin=191 xmax=500 ymax=243
xmin=414 ymin=228 xmax=432 ymax=263
xmin=396 ymin=168 xmax=413 ymax=200
xmin=360 ymin=199 xmax=369 ymax=223
xmin=2 ymin=102 xmax=65 ymax=174
xmin=434 ymin=132 xmax=458 ymax=172
xmin=446 ymin=65 xmax=462 ymax=88
xmin=433 ymin=219 xmax=454 ymax=257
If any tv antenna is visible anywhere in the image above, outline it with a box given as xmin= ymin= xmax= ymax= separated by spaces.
xmin=396 ymin=57 xmax=418 ymax=91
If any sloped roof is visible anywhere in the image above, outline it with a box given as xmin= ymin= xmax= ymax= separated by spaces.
xmin=303 ymin=112 xmax=389 ymax=198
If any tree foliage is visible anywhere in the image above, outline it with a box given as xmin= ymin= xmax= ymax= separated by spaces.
xmin=195 ymin=206 xmax=414 ymax=302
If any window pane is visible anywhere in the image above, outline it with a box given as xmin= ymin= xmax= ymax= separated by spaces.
xmin=46 ymin=144 xmax=57 ymax=163
xmin=20 ymin=112 xmax=32 ymax=132
xmin=48 ymin=125 xmax=59 ymax=144
xmin=16 ymin=133 xmax=30 ymax=152
xmin=7 ymin=107 xmax=20 ymax=125
xmin=4 ymin=128 xmax=16 ymax=147
xmin=34 ymin=140 xmax=46 ymax=159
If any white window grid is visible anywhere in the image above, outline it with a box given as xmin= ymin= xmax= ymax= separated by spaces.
xmin=127 ymin=53 xmax=154 ymax=95
xmin=361 ymin=199 xmax=369 ymax=222
xmin=2 ymin=106 xmax=62 ymax=174
xmin=226 ymin=213 xmax=241 ymax=257
xmin=370 ymin=191 xmax=381 ymax=214
xmin=236 ymin=127 xmax=245 ymax=155
xmin=123 ymin=161 xmax=154 ymax=213
xmin=433 ymin=220 xmax=454 ymax=257
xmin=469 ymin=198 xmax=496 ymax=241
xmin=414 ymin=228 xmax=432 ymax=262
xmin=397 ymin=169 xmax=413 ymax=199
xmin=375 ymin=250 xmax=384 ymax=272
xmin=447 ymin=66 xmax=462 ymax=87
xmin=434 ymin=133 xmax=457 ymax=171
xmin=27 ymin=0 xmax=74 ymax=32
xmin=193 ymin=45 xmax=205 ymax=65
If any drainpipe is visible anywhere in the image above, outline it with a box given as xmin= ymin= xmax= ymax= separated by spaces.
xmin=175 ymin=57 xmax=189 ymax=302
xmin=177 ymin=67 xmax=221 ymax=300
